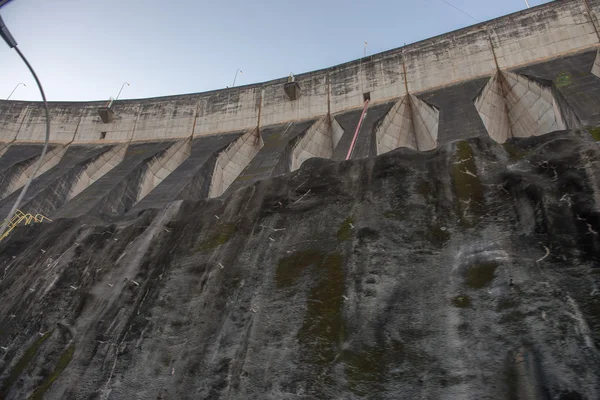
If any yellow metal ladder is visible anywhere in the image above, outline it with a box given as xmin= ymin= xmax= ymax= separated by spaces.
xmin=0 ymin=209 xmax=52 ymax=242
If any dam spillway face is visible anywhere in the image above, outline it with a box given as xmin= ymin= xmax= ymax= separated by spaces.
xmin=1 ymin=0 xmax=600 ymax=398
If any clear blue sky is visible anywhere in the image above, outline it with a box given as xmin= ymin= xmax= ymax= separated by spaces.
xmin=0 ymin=0 xmax=553 ymax=102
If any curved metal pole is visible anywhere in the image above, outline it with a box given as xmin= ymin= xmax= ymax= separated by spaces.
xmin=115 ymin=81 xmax=130 ymax=100
xmin=232 ymin=69 xmax=243 ymax=87
xmin=6 ymin=82 xmax=25 ymax=100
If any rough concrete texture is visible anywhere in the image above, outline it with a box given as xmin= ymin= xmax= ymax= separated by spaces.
xmin=290 ymin=116 xmax=344 ymax=171
xmin=0 ymin=129 xmax=598 ymax=399
xmin=474 ymin=71 xmax=578 ymax=143
xmin=0 ymin=2 xmax=599 ymax=397
xmin=208 ymin=129 xmax=263 ymax=199
xmin=375 ymin=95 xmax=439 ymax=154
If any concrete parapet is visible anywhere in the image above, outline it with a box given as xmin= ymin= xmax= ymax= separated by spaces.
xmin=0 ymin=1 xmax=597 ymax=145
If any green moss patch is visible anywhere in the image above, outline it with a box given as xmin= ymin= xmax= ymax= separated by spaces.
xmin=337 ymin=217 xmax=355 ymax=241
xmin=275 ymin=249 xmax=323 ymax=289
xmin=343 ymin=340 xmax=404 ymax=397
xmin=465 ymin=263 xmax=498 ymax=289
xmin=503 ymin=142 xmax=533 ymax=161
xmin=198 ymin=224 xmax=236 ymax=251
xmin=426 ymin=224 xmax=451 ymax=247
xmin=554 ymin=71 xmax=572 ymax=88
xmin=297 ymin=253 xmax=346 ymax=392
xmin=383 ymin=211 xmax=402 ymax=220
xmin=0 ymin=330 xmax=53 ymax=398
xmin=589 ymin=127 xmax=600 ymax=142
xmin=30 ymin=344 xmax=75 ymax=400
xmin=452 ymin=295 xmax=472 ymax=308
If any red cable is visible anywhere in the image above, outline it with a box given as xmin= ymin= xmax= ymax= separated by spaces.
xmin=345 ymin=99 xmax=370 ymax=160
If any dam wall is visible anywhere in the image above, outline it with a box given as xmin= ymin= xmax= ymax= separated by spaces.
xmin=0 ymin=0 xmax=599 ymax=219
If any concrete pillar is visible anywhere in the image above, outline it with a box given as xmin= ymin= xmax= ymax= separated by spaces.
xmin=475 ymin=71 xmax=567 ymax=143
xmin=208 ymin=128 xmax=263 ymax=198
xmin=290 ymin=116 xmax=344 ymax=171
xmin=374 ymin=94 xmax=439 ymax=154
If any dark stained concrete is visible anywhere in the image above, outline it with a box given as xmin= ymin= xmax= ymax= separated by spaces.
xmin=52 ymin=141 xmax=175 ymax=219
xmin=129 ymin=132 xmax=242 ymax=214
xmin=225 ymin=120 xmax=317 ymax=195
xmin=332 ymin=101 xmax=396 ymax=160
xmin=516 ymin=49 xmax=600 ymax=127
xmin=0 ymin=144 xmax=116 ymax=217
xmin=0 ymin=129 xmax=599 ymax=399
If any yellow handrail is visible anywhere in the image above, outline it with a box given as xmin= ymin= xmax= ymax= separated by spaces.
xmin=0 ymin=209 xmax=52 ymax=241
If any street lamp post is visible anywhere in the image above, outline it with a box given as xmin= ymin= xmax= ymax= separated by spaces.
xmin=6 ymin=82 xmax=25 ymax=100
xmin=232 ymin=69 xmax=243 ymax=87
xmin=115 ymin=82 xmax=130 ymax=100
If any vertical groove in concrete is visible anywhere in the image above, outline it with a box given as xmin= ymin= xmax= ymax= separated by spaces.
xmin=1 ymin=145 xmax=67 ymax=199
xmin=136 ymin=139 xmax=192 ymax=203
xmin=208 ymin=128 xmax=263 ymax=198
xmin=67 ymin=143 xmax=128 ymax=201
xmin=474 ymin=71 xmax=577 ymax=143
xmin=289 ymin=116 xmax=343 ymax=171
xmin=374 ymin=94 xmax=439 ymax=155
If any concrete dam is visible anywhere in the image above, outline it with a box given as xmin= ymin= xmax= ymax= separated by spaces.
xmin=0 ymin=0 xmax=599 ymax=398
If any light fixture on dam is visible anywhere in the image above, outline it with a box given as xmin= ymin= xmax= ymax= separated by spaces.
xmin=284 ymin=73 xmax=301 ymax=101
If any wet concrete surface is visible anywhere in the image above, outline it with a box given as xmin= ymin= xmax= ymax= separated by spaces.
xmin=0 ymin=129 xmax=599 ymax=399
